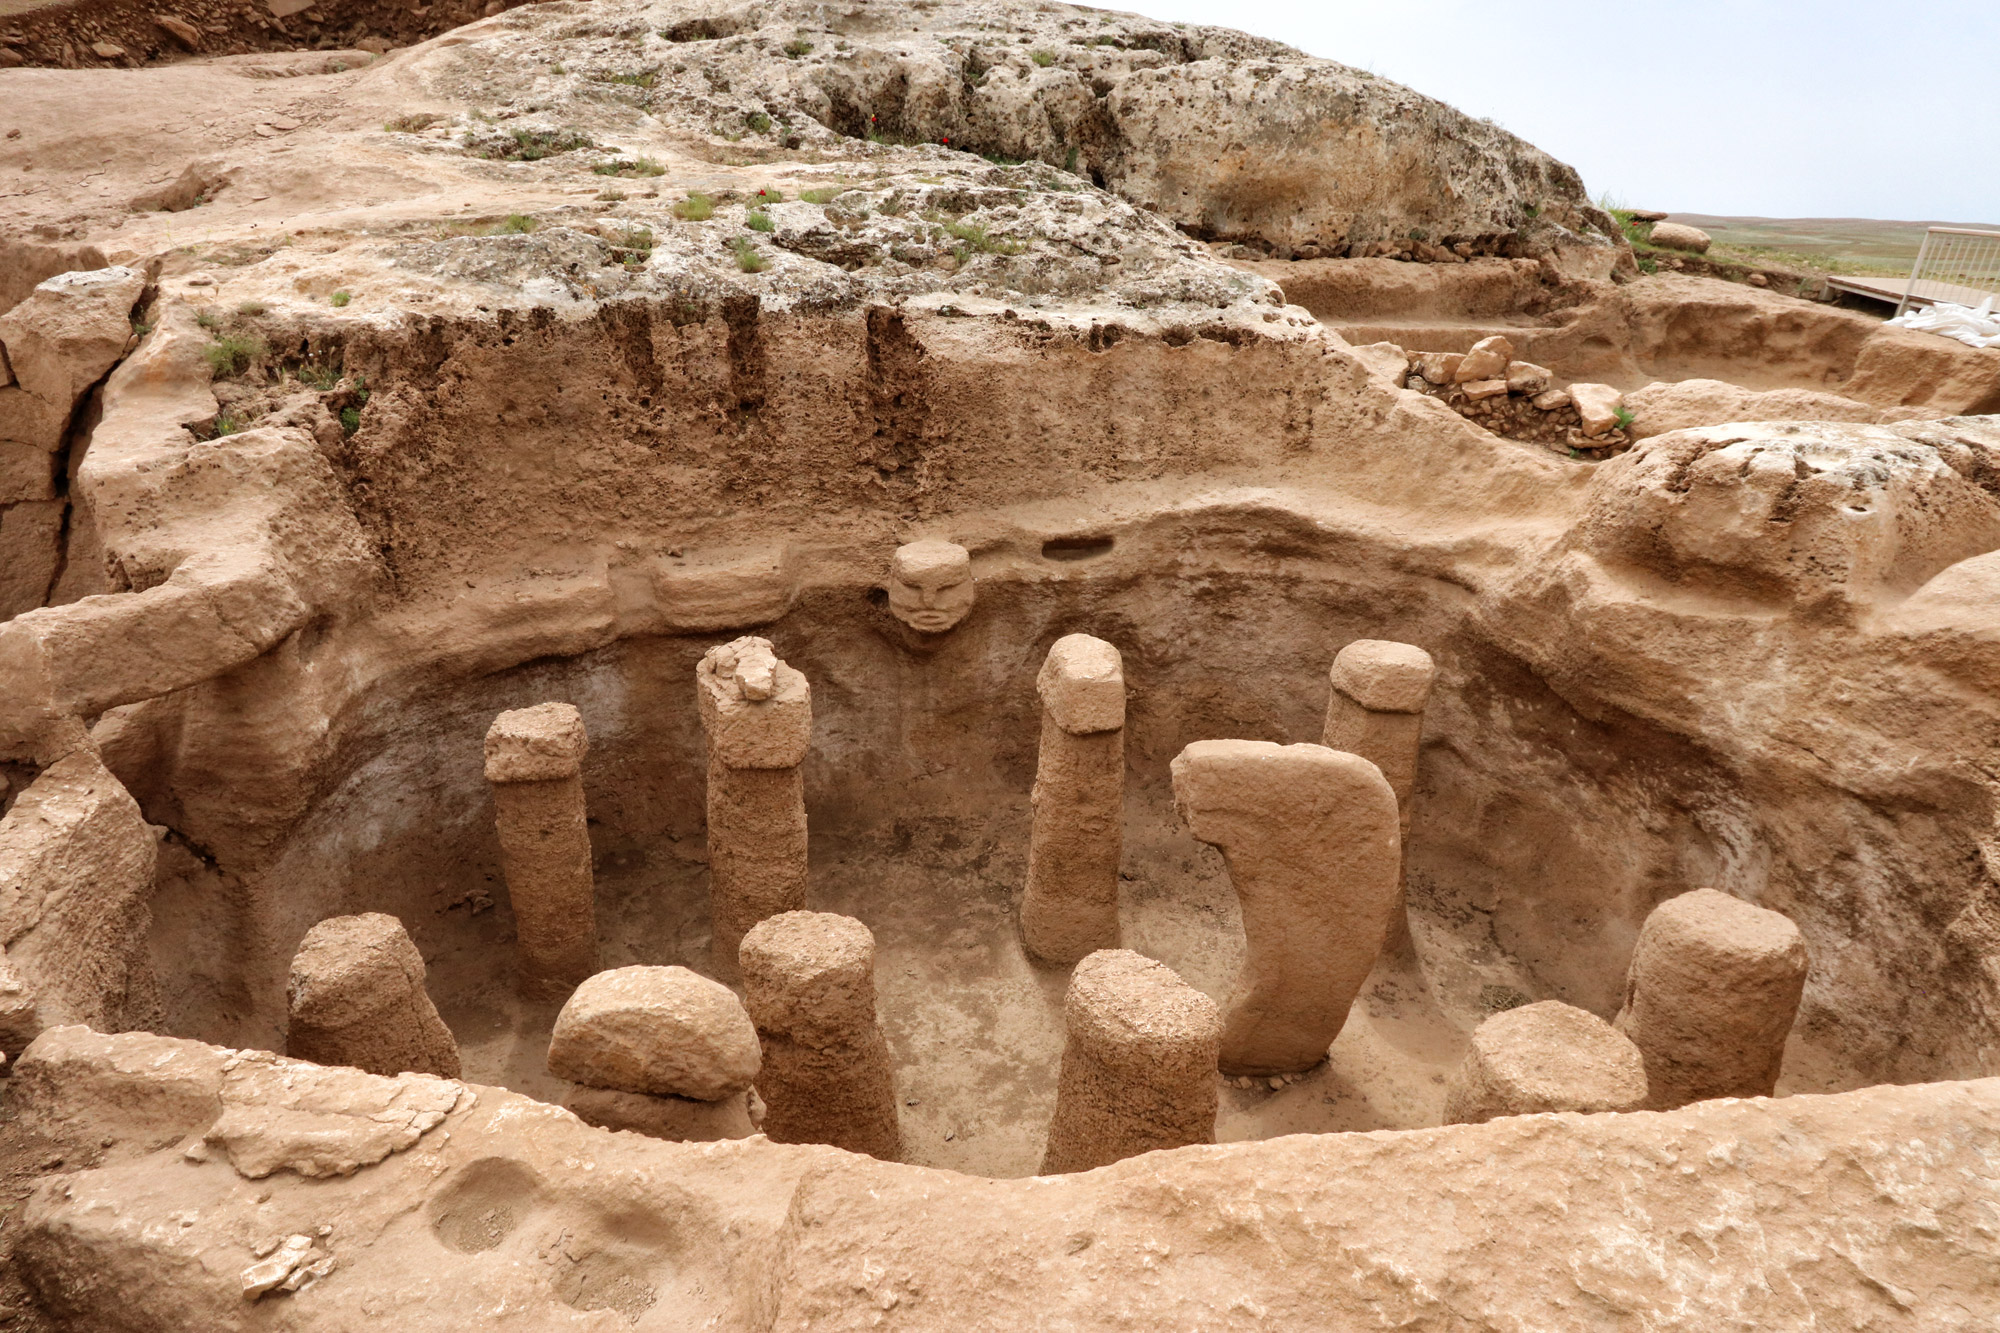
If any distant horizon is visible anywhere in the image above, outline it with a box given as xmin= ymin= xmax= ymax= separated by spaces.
xmin=1671 ymin=214 xmax=2000 ymax=230
xmin=1114 ymin=0 xmax=2000 ymax=225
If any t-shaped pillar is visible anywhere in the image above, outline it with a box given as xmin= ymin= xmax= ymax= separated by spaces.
xmin=1020 ymin=634 xmax=1126 ymax=965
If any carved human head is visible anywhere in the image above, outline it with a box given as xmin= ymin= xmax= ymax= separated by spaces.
xmin=887 ymin=540 xmax=975 ymax=634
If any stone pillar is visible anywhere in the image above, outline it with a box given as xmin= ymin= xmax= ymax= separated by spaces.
xmin=739 ymin=910 xmax=900 ymax=1160
xmin=1170 ymin=740 xmax=1401 ymax=1075
xmin=1020 ymin=634 xmax=1126 ymax=965
xmin=1615 ymin=888 xmax=1808 ymax=1109
xmin=697 ymin=637 xmax=812 ymax=971
xmin=1322 ymin=639 xmax=1435 ymax=955
xmin=547 ymin=965 xmax=763 ymax=1142
xmin=1040 ymin=949 xmax=1220 ymax=1175
xmin=1442 ymin=1000 xmax=1647 ymax=1124
xmin=484 ymin=702 xmax=597 ymax=999
xmin=286 ymin=913 xmax=461 ymax=1079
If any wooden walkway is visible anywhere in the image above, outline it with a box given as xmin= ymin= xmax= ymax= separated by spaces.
xmin=1826 ymin=272 xmax=1998 ymax=309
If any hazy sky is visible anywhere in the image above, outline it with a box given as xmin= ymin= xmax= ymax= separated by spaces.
xmin=1115 ymin=0 xmax=2000 ymax=224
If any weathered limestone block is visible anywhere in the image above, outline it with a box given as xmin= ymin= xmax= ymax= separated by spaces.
xmin=1616 ymin=888 xmax=1809 ymax=1109
xmin=0 ymin=747 xmax=157 ymax=1057
xmin=0 ymin=267 xmax=146 ymax=452
xmin=1623 ymin=378 xmax=1888 ymax=442
xmin=1322 ymin=639 xmax=1435 ymax=838
xmin=1569 ymin=382 xmax=1625 ymax=437
xmin=562 ymin=1085 xmax=760 ymax=1142
xmin=1443 ymin=1000 xmax=1648 ymax=1124
xmin=1021 ymin=634 xmax=1126 ymax=965
xmin=740 ymin=911 xmax=900 ymax=1160
xmin=547 ymin=965 xmax=760 ymax=1101
xmin=885 ymin=539 xmax=974 ymax=634
xmin=1452 ymin=334 xmax=1514 ymax=383
xmin=484 ymin=702 xmax=597 ymax=998
xmin=1171 ymin=740 xmax=1400 ymax=1074
xmin=286 ymin=913 xmax=461 ymax=1080
xmin=1647 ymin=221 xmax=1712 ymax=253
xmin=0 ymin=498 xmax=64 ymax=621
xmin=1505 ymin=360 xmax=1551 ymax=394
xmin=1040 ymin=949 xmax=1220 ymax=1175
xmin=698 ymin=637 xmax=811 ymax=967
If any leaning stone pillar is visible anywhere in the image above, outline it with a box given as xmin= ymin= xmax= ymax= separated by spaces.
xmin=698 ymin=637 xmax=812 ymax=971
xmin=1442 ymin=1000 xmax=1646 ymax=1124
xmin=1040 ymin=949 xmax=1219 ymax=1175
xmin=1322 ymin=640 xmax=1435 ymax=954
xmin=1171 ymin=740 xmax=1400 ymax=1075
xmin=739 ymin=910 xmax=900 ymax=1160
xmin=286 ymin=913 xmax=461 ymax=1079
xmin=1020 ymin=634 xmax=1125 ymax=965
xmin=1615 ymin=888 xmax=1808 ymax=1109
xmin=484 ymin=703 xmax=597 ymax=998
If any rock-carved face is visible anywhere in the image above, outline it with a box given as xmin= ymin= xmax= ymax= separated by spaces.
xmin=887 ymin=540 xmax=975 ymax=634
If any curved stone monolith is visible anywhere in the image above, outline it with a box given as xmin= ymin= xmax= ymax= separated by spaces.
xmin=1170 ymin=740 xmax=1400 ymax=1075
xmin=1615 ymin=888 xmax=1808 ymax=1109
xmin=286 ymin=912 xmax=461 ymax=1079
xmin=484 ymin=702 xmax=597 ymax=998
xmin=697 ymin=637 xmax=811 ymax=972
xmin=1442 ymin=1000 xmax=1647 ymax=1124
xmin=739 ymin=911 xmax=900 ymax=1160
xmin=1020 ymin=634 xmax=1125 ymax=965
xmin=1040 ymin=949 xmax=1220 ymax=1175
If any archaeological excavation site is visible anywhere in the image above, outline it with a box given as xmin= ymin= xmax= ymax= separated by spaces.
xmin=2 ymin=0 xmax=1999 ymax=1327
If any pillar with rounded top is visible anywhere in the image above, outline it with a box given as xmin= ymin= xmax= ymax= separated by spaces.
xmin=485 ymin=702 xmax=597 ymax=998
xmin=1020 ymin=634 xmax=1126 ymax=965
xmin=1443 ymin=1000 xmax=1648 ymax=1124
xmin=1324 ymin=639 xmax=1435 ymax=955
xmin=1040 ymin=949 xmax=1220 ymax=1175
xmin=1615 ymin=888 xmax=1808 ymax=1109
xmin=286 ymin=912 xmax=461 ymax=1079
xmin=698 ymin=636 xmax=811 ymax=972
xmin=739 ymin=910 xmax=900 ymax=1160
xmin=1170 ymin=740 xmax=1400 ymax=1075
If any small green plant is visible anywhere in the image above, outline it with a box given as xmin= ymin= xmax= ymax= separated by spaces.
xmin=1613 ymin=406 xmax=1635 ymax=431
xmin=130 ymin=317 xmax=153 ymax=337
xmin=210 ymin=411 xmax=243 ymax=437
xmin=747 ymin=111 xmax=772 ymax=134
xmin=731 ymin=236 xmax=769 ymax=272
xmin=549 ymin=62 xmax=566 ymax=75
xmin=612 ymin=225 xmax=654 ymax=253
xmin=934 ymin=216 xmax=1025 ymax=257
xmin=299 ymin=363 xmax=341 ymax=391
xmin=498 ymin=214 xmax=537 ymax=234
xmin=783 ymin=38 xmax=813 ymax=58
xmin=236 ymin=300 xmax=267 ymax=316
xmin=799 ymin=186 xmax=841 ymax=204
xmin=674 ymin=193 xmax=715 ymax=221
xmin=1063 ymin=145 xmax=1079 ymax=174
xmin=607 ymin=70 xmax=657 ymax=88
xmin=746 ymin=210 xmax=774 ymax=232
xmin=203 ymin=332 xmax=266 ymax=378
xmin=593 ymin=156 xmax=666 ymax=177
xmin=753 ymin=187 xmax=785 ymax=203
xmin=329 ymin=290 xmax=352 ymax=307
xmin=1029 ymin=49 xmax=1055 ymax=66
xmin=339 ymin=406 xmax=362 ymax=436
xmin=383 ymin=113 xmax=440 ymax=134
xmin=981 ymin=151 xmax=1026 ymax=166
xmin=1637 ymin=256 xmax=1658 ymax=275
xmin=1523 ymin=202 xmax=1540 ymax=217
xmin=195 ymin=309 xmax=221 ymax=331
xmin=483 ymin=127 xmax=593 ymax=161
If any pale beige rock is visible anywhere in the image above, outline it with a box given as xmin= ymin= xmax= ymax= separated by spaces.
xmin=1040 ymin=949 xmax=1219 ymax=1174
xmin=740 ymin=911 xmax=900 ymax=1160
xmin=1414 ymin=350 xmax=1464 ymax=385
xmin=1747 ymin=272 xmax=1769 ymax=287
xmin=1327 ymin=638 xmax=1435 ymax=716
xmin=1505 ymin=360 xmax=1551 ymax=394
xmin=0 ymin=267 xmax=146 ymax=452
xmin=1443 ymin=1000 xmax=1648 ymax=1124
xmin=1346 ymin=340 xmax=1409 ymax=384
xmin=1616 ymin=888 xmax=1808 ymax=1109
xmin=697 ymin=637 xmax=812 ymax=967
xmin=286 ymin=913 xmax=460 ymax=1080
xmin=1452 ymin=334 xmax=1515 ymax=383
xmin=1532 ymin=387 xmax=1571 ymax=410
xmin=0 ymin=747 xmax=157 ymax=1057
xmin=562 ymin=1085 xmax=759 ymax=1142
xmin=484 ymin=703 xmax=597 ymax=997
xmin=1648 ymin=221 xmax=1712 ymax=253
xmin=1569 ymin=381 xmax=1625 ymax=436
xmin=886 ymin=540 xmax=975 ymax=634
xmin=1461 ymin=377 xmax=1509 ymax=401
xmin=1022 ymin=635 xmax=1126 ymax=964
xmin=1171 ymin=740 xmax=1401 ymax=1074
xmin=1624 ymin=377 xmax=1892 ymax=441
xmin=547 ymin=964 xmax=761 ymax=1101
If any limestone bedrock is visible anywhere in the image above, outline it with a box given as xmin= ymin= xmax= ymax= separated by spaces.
xmin=740 ymin=911 xmax=901 ymax=1161
xmin=547 ymin=964 xmax=761 ymax=1102
xmin=1443 ymin=1000 xmax=1648 ymax=1124
xmin=1616 ymin=888 xmax=1809 ymax=1109
xmin=285 ymin=912 xmax=461 ymax=1080
xmin=887 ymin=540 xmax=976 ymax=635
xmin=1022 ymin=634 xmax=1127 ymax=964
xmin=1170 ymin=740 xmax=1401 ymax=1074
xmin=1040 ymin=949 xmax=1220 ymax=1175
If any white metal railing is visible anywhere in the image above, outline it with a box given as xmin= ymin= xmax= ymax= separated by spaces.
xmin=1895 ymin=226 xmax=2000 ymax=317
